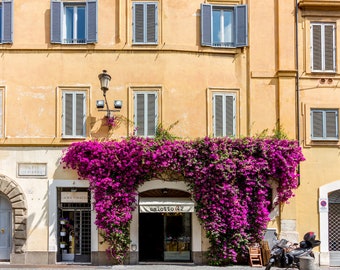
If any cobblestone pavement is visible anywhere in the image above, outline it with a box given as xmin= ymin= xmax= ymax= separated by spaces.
xmin=0 ymin=263 xmax=340 ymax=270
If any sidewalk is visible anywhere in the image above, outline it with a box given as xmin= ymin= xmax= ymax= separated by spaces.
xmin=0 ymin=263 xmax=339 ymax=270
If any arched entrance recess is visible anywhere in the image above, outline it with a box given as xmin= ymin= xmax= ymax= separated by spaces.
xmin=0 ymin=174 xmax=27 ymax=259
xmin=319 ymin=180 xmax=340 ymax=266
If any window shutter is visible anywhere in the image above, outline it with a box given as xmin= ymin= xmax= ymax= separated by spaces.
xmin=86 ymin=0 xmax=97 ymax=43
xmin=75 ymin=93 xmax=85 ymax=136
xmin=0 ymin=90 xmax=3 ymax=138
xmin=213 ymin=94 xmax=223 ymax=137
xmin=201 ymin=4 xmax=212 ymax=46
xmin=51 ymin=0 xmax=62 ymax=43
xmin=146 ymin=3 xmax=157 ymax=43
xmin=2 ymin=0 xmax=13 ymax=43
xmin=324 ymin=24 xmax=335 ymax=71
xmin=326 ymin=111 xmax=338 ymax=138
xmin=64 ymin=93 xmax=73 ymax=136
xmin=136 ymin=93 xmax=145 ymax=136
xmin=133 ymin=3 xmax=144 ymax=43
xmin=225 ymin=95 xmax=235 ymax=136
xmin=147 ymin=93 xmax=156 ymax=136
xmin=235 ymin=5 xmax=248 ymax=47
xmin=311 ymin=24 xmax=322 ymax=71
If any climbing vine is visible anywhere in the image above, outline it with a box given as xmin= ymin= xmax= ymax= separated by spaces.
xmin=62 ymin=136 xmax=304 ymax=265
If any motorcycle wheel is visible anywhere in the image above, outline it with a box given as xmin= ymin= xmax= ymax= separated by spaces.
xmin=265 ymin=262 xmax=273 ymax=270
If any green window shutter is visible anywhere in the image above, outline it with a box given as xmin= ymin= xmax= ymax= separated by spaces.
xmin=324 ymin=24 xmax=335 ymax=71
xmin=87 ymin=0 xmax=98 ymax=43
xmin=51 ymin=0 xmax=62 ymax=43
xmin=147 ymin=93 xmax=156 ymax=136
xmin=2 ymin=0 xmax=13 ymax=43
xmin=64 ymin=93 xmax=73 ymax=136
xmin=312 ymin=24 xmax=322 ymax=71
xmin=201 ymin=4 xmax=212 ymax=46
xmin=225 ymin=95 xmax=235 ymax=136
xmin=235 ymin=5 xmax=248 ymax=47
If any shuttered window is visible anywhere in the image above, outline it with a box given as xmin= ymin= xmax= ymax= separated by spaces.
xmin=132 ymin=2 xmax=158 ymax=44
xmin=62 ymin=91 xmax=86 ymax=138
xmin=311 ymin=23 xmax=336 ymax=72
xmin=51 ymin=0 xmax=97 ymax=44
xmin=134 ymin=92 xmax=158 ymax=137
xmin=311 ymin=109 xmax=338 ymax=140
xmin=201 ymin=4 xmax=247 ymax=48
xmin=213 ymin=93 xmax=236 ymax=137
xmin=0 ymin=0 xmax=13 ymax=43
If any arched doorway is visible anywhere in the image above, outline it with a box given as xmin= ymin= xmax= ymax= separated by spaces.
xmin=138 ymin=188 xmax=194 ymax=262
xmin=329 ymin=190 xmax=340 ymax=266
xmin=0 ymin=194 xmax=12 ymax=260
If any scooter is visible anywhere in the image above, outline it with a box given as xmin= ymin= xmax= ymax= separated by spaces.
xmin=265 ymin=232 xmax=321 ymax=270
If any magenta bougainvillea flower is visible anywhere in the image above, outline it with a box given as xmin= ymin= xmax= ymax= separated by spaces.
xmin=61 ymin=136 xmax=304 ymax=265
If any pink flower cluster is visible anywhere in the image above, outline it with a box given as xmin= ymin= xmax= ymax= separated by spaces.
xmin=62 ymin=136 xmax=304 ymax=265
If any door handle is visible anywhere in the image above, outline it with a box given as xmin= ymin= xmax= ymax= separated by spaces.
xmin=0 ymin=228 xmax=4 ymax=234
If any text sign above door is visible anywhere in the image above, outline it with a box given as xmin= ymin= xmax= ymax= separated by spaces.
xmin=61 ymin=192 xmax=88 ymax=203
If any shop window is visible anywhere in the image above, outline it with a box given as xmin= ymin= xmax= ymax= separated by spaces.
xmin=311 ymin=109 xmax=338 ymax=141
xmin=201 ymin=4 xmax=247 ymax=48
xmin=310 ymin=22 xmax=336 ymax=73
xmin=134 ymin=91 xmax=158 ymax=137
xmin=62 ymin=91 xmax=86 ymax=138
xmin=51 ymin=0 xmax=97 ymax=44
xmin=132 ymin=2 xmax=158 ymax=44
xmin=213 ymin=93 xmax=236 ymax=137
xmin=0 ymin=0 xmax=13 ymax=44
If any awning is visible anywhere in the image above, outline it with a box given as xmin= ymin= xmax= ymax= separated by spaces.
xmin=139 ymin=197 xmax=195 ymax=213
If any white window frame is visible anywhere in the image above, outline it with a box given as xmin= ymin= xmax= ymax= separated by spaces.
xmin=310 ymin=22 xmax=336 ymax=73
xmin=133 ymin=91 xmax=158 ymax=137
xmin=62 ymin=4 xmax=86 ymax=44
xmin=212 ymin=93 xmax=236 ymax=137
xmin=62 ymin=91 xmax=86 ymax=138
xmin=311 ymin=109 xmax=338 ymax=141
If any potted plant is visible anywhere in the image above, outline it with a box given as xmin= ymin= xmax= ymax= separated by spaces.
xmin=60 ymin=241 xmax=67 ymax=249
xmin=60 ymin=217 xmax=68 ymax=225
xmin=60 ymin=227 xmax=66 ymax=236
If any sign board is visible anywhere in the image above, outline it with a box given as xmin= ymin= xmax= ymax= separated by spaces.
xmin=139 ymin=197 xmax=194 ymax=213
xmin=61 ymin=192 xmax=88 ymax=203
xmin=17 ymin=163 xmax=47 ymax=177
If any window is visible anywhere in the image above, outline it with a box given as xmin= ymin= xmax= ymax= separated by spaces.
xmin=51 ymin=0 xmax=97 ymax=44
xmin=132 ymin=2 xmax=158 ymax=44
xmin=0 ymin=0 xmax=13 ymax=44
xmin=310 ymin=22 xmax=336 ymax=72
xmin=213 ymin=93 xmax=236 ymax=137
xmin=0 ymin=89 xmax=3 ymax=138
xmin=134 ymin=92 xmax=158 ymax=137
xmin=201 ymin=4 xmax=247 ymax=48
xmin=311 ymin=109 xmax=338 ymax=140
xmin=62 ymin=91 xmax=86 ymax=138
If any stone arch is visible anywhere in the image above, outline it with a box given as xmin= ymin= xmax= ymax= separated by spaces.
xmin=0 ymin=174 xmax=27 ymax=254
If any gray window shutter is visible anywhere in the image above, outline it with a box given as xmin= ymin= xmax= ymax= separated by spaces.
xmin=86 ymin=0 xmax=97 ymax=43
xmin=201 ymin=4 xmax=212 ymax=46
xmin=76 ymin=93 xmax=85 ymax=136
xmin=133 ymin=3 xmax=144 ymax=43
xmin=225 ymin=95 xmax=235 ymax=136
xmin=312 ymin=25 xmax=322 ymax=71
xmin=326 ymin=111 xmax=337 ymax=138
xmin=146 ymin=3 xmax=157 ymax=43
xmin=147 ymin=93 xmax=156 ymax=136
xmin=2 ymin=0 xmax=13 ymax=43
xmin=51 ymin=0 xmax=62 ymax=43
xmin=64 ymin=93 xmax=73 ymax=136
xmin=235 ymin=5 xmax=248 ymax=47
xmin=214 ymin=95 xmax=223 ymax=137
xmin=136 ymin=93 xmax=145 ymax=136
xmin=324 ymin=25 xmax=335 ymax=71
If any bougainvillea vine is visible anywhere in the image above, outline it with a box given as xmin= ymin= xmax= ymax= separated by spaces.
xmin=61 ymin=136 xmax=304 ymax=265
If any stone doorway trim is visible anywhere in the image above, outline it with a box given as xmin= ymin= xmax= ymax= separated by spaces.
xmin=0 ymin=174 xmax=27 ymax=255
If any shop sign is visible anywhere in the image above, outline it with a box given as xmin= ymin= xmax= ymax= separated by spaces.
xmin=139 ymin=197 xmax=194 ymax=213
xmin=61 ymin=192 xmax=88 ymax=203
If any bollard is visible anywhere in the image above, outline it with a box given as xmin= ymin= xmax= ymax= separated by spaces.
xmin=300 ymin=256 xmax=315 ymax=270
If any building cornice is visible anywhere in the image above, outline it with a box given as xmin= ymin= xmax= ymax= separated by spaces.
xmin=298 ymin=0 xmax=340 ymax=10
